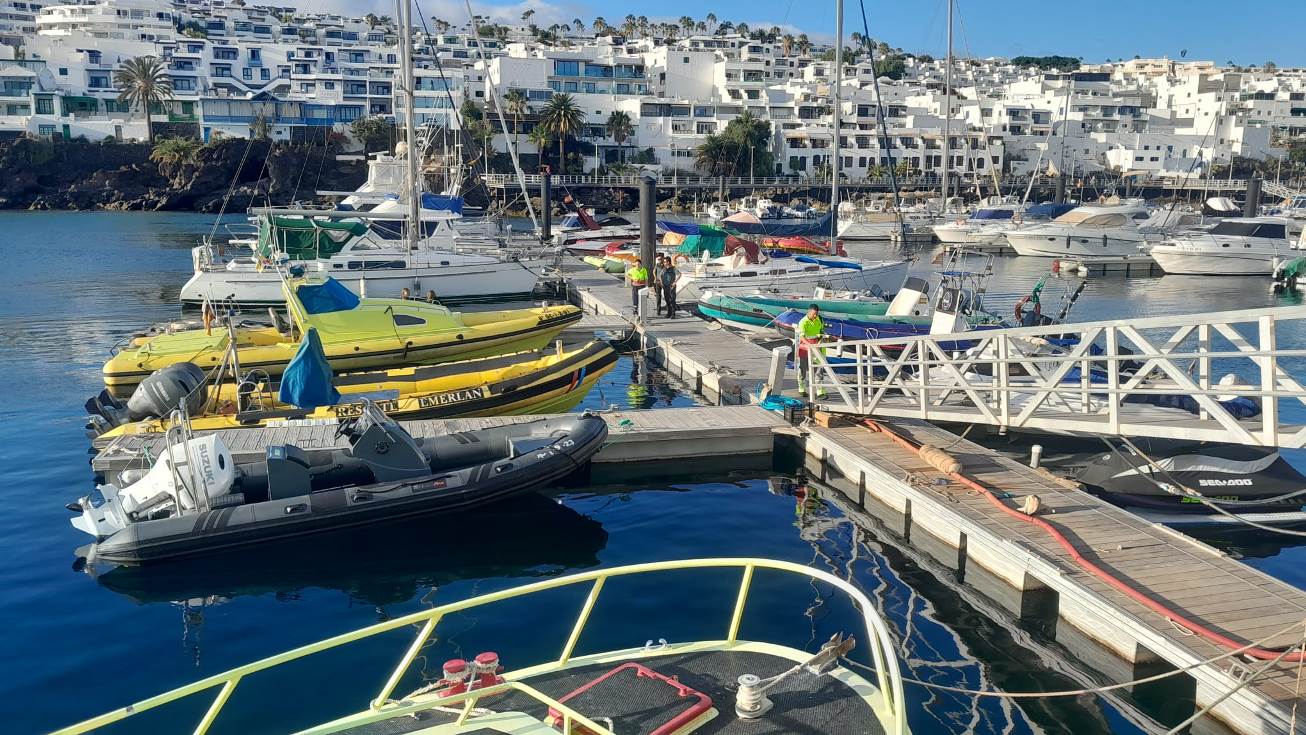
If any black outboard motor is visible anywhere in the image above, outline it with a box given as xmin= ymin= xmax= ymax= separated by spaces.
xmin=126 ymin=362 xmax=208 ymax=421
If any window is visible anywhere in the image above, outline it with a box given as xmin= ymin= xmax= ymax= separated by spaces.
xmin=261 ymin=68 xmax=270 ymax=81
xmin=58 ymin=67 xmax=67 ymax=76
xmin=35 ymin=97 xmax=53 ymax=114
xmin=173 ymin=78 xmax=196 ymax=91
xmin=300 ymin=83 xmax=315 ymax=92
xmin=214 ymin=47 xmax=238 ymax=60
xmin=38 ymin=124 xmax=54 ymax=137
xmin=392 ymin=313 xmax=426 ymax=326
xmin=242 ymin=68 xmax=252 ymax=79
xmin=554 ymin=60 xmax=580 ymax=76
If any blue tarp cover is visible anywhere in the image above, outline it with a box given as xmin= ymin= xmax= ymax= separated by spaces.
xmin=795 ymin=255 xmax=861 ymax=270
xmin=658 ymin=220 xmax=700 ymax=235
xmin=421 ymin=193 xmax=464 ymax=213
xmin=297 ymin=277 xmax=360 ymax=314
xmin=278 ymin=328 xmax=340 ymax=409
xmin=972 ymin=209 xmax=1014 ymax=220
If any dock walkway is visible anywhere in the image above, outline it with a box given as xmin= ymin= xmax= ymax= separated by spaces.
xmin=807 ymin=417 xmax=1306 ymax=734
xmin=563 ymin=259 xmax=790 ymax=404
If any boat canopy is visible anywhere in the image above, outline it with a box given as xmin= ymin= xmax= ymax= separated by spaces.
xmin=971 ymin=209 xmax=1014 ymax=220
xmin=1024 ymin=203 xmax=1077 ymax=219
xmin=1209 ymin=220 xmax=1287 ymax=239
xmin=724 ymin=211 xmax=834 ymax=237
xmin=658 ymin=220 xmax=702 ymax=236
xmin=296 ymin=277 xmax=361 ymax=314
xmin=256 ymin=216 xmax=369 ymax=260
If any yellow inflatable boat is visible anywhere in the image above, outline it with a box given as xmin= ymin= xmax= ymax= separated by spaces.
xmin=90 ymin=341 xmax=618 ymax=442
xmin=103 ymin=277 xmax=581 ymax=387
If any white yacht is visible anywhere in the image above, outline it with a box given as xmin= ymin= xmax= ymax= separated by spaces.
xmin=553 ymin=211 xmax=640 ymax=249
xmin=1005 ymin=201 xmax=1199 ymax=257
xmin=932 ymin=204 xmax=1021 ymax=246
xmin=1149 ymin=217 xmax=1299 ymax=275
xmin=673 ymin=252 xmax=909 ymax=302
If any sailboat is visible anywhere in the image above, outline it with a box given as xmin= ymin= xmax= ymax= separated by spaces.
xmin=179 ymin=13 xmax=543 ymax=307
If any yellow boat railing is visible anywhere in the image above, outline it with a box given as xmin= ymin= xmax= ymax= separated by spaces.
xmin=52 ymin=557 xmax=908 ymax=735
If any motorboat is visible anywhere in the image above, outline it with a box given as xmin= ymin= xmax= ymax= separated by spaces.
xmin=87 ymin=341 xmax=618 ymax=441
xmin=933 ymin=203 xmax=1077 ymax=248
xmin=104 ymin=276 xmax=581 ymax=388
xmin=1150 ymin=217 xmax=1299 ymax=275
xmin=1004 ymin=201 xmax=1203 ymax=258
xmin=68 ymin=401 xmax=607 ymax=566
xmin=54 ymin=556 xmax=908 ymax=735
xmin=553 ymin=209 xmax=640 ymax=249
xmin=674 ymin=253 xmax=909 ymax=303
xmin=698 ymin=289 xmax=893 ymax=332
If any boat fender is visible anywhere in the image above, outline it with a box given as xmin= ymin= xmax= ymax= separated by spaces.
xmin=126 ymin=362 xmax=207 ymax=420
xmin=918 ymin=444 xmax=962 ymax=475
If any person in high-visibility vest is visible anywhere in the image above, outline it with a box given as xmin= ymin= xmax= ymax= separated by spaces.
xmin=627 ymin=263 xmax=648 ymax=310
xmin=795 ymin=304 xmax=827 ymax=397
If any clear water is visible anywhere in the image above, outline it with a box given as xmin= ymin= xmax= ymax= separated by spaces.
xmin=0 ymin=212 xmax=1292 ymax=734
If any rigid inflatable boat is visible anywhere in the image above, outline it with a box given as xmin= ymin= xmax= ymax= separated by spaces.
xmin=103 ymin=276 xmax=581 ymax=387
xmin=87 ymin=341 xmax=618 ymax=441
xmin=69 ymin=401 xmax=607 ymax=565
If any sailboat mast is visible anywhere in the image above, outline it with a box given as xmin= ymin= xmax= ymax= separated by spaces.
xmin=830 ymin=0 xmax=843 ymax=243
xmin=942 ymin=0 xmax=952 ymax=214
xmin=398 ymin=0 xmax=421 ymax=255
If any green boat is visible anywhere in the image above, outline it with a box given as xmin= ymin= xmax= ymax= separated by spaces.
xmin=697 ymin=292 xmax=919 ymax=333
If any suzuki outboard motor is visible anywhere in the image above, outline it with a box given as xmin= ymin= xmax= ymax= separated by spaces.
xmin=126 ymin=362 xmax=207 ymax=421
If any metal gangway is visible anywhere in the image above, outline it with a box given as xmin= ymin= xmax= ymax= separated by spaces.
xmin=806 ymin=305 xmax=1306 ymax=448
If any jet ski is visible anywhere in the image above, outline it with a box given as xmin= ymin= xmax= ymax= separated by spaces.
xmin=69 ymin=401 xmax=607 ymax=566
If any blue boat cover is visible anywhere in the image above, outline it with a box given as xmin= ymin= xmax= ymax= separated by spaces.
xmin=725 ymin=211 xmax=833 ymax=237
xmin=421 ymin=193 xmax=464 ymax=213
xmin=972 ymin=208 xmax=1014 ymax=220
xmin=297 ymin=277 xmax=360 ymax=314
xmin=278 ymin=328 xmax=340 ymax=409
xmin=1025 ymin=203 xmax=1077 ymax=219
xmin=795 ymin=255 xmax=861 ymax=270
xmin=658 ymin=220 xmax=700 ymax=235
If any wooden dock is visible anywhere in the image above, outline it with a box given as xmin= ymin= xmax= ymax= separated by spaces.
xmin=805 ymin=417 xmax=1306 ymax=735
xmin=1054 ymin=254 xmax=1163 ymax=277
xmin=563 ymin=259 xmax=791 ymax=404
xmin=91 ymin=406 xmax=787 ymax=476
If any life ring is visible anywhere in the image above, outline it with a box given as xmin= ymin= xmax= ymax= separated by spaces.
xmin=1013 ymin=295 xmax=1041 ymax=323
xmin=672 ymin=253 xmax=691 ymax=267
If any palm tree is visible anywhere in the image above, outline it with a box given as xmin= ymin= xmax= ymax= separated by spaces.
xmin=540 ymin=93 xmax=584 ymax=172
xmin=502 ymin=88 xmax=528 ymax=155
xmin=797 ymin=33 xmax=811 ymax=56
xmin=593 ymin=16 xmax=607 ymax=34
xmin=605 ymin=110 xmax=633 ymax=162
xmin=679 ymin=16 xmax=694 ymax=36
xmin=364 ymin=13 xmax=379 ymax=29
xmin=705 ymin=13 xmax=717 ymax=34
xmin=528 ymin=124 xmax=553 ymax=168
xmin=694 ymin=135 xmax=733 ymax=176
xmin=520 ymin=8 xmax=534 ymax=23
xmin=573 ymin=17 xmax=585 ymax=32
xmin=114 ymin=55 xmax=173 ymax=143
xmin=150 ymin=136 xmax=201 ymax=175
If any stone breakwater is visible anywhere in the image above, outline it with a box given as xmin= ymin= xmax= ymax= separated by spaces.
xmin=0 ymin=138 xmax=366 ymax=212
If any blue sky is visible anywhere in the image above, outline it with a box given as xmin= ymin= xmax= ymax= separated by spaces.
xmin=353 ymin=0 xmax=1306 ymax=67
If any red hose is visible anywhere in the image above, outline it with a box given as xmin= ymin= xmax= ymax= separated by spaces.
xmin=861 ymin=420 xmax=1304 ymax=662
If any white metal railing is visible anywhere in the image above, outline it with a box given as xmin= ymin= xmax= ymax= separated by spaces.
xmin=807 ymin=305 xmax=1306 ymax=448
xmin=53 ymin=558 xmax=906 ymax=735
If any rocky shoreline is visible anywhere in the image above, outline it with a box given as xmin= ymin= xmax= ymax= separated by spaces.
xmin=0 ymin=138 xmax=367 ymax=212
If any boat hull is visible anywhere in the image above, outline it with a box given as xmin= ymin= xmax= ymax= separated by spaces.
xmin=676 ymin=261 xmax=908 ymax=303
xmin=1006 ymin=230 xmax=1145 ymax=257
xmin=1150 ymin=247 xmax=1285 ymax=275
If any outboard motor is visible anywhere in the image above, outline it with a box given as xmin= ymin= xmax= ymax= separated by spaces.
xmin=127 ymin=362 xmax=207 ymax=421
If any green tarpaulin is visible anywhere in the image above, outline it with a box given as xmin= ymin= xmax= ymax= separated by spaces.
xmin=675 ymin=225 xmax=730 ymax=258
xmin=255 ymin=216 xmax=369 ymax=260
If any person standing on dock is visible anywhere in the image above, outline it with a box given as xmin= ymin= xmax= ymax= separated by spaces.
xmin=627 ymin=261 xmax=648 ymax=311
xmin=659 ymin=258 xmax=679 ymax=318
xmin=652 ymin=256 xmax=667 ymax=314
xmin=796 ymin=304 xmax=826 ymax=398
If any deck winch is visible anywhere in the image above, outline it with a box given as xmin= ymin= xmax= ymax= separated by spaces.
xmin=734 ymin=632 xmax=856 ymax=719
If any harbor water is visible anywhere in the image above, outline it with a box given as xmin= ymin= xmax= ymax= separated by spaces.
xmin=0 ymin=211 xmax=1303 ymax=733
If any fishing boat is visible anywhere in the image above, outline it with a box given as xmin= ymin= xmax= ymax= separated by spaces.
xmin=87 ymin=341 xmax=618 ymax=441
xmin=68 ymin=400 xmax=608 ymax=566
xmin=103 ymin=276 xmax=581 ymax=388
xmin=52 ymin=557 xmax=908 ymax=735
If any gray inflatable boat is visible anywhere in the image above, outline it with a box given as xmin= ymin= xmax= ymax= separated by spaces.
xmin=69 ymin=401 xmax=607 ymax=566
